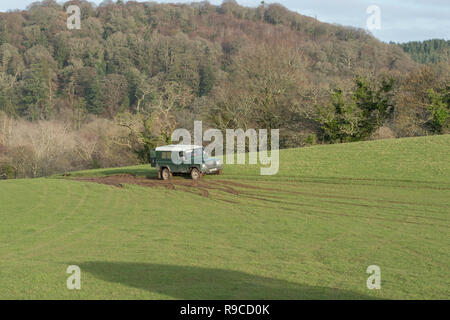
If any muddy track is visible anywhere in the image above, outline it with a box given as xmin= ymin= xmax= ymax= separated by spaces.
xmin=74 ymin=174 xmax=239 ymax=198
xmin=74 ymin=174 xmax=450 ymax=210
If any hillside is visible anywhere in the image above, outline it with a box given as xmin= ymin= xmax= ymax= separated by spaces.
xmin=1 ymin=135 xmax=449 ymax=299
xmin=72 ymin=134 xmax=450 ymax=184
xmin=0 ymin=1 xmax=448 ymax=179
xmin=399 ymin=39 xmax=450 ymax=65
xmin=0 ymin=0 xmax=415 ymax=122
xmin=0 ymin=0 xmax=416 ymax=120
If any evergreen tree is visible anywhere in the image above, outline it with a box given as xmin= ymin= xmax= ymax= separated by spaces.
xmin=199 ymin=63 xmax=215 ymax=97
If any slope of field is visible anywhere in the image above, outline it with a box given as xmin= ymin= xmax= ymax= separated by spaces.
xmin=0 ymin=135 xmax=449 ymax=299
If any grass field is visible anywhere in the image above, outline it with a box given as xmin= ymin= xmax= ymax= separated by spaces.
xmin=0 ymin=135 xmax=449 ymax=299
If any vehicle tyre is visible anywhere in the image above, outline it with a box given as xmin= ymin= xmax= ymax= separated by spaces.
xmin=161 ymin=168 xmax=170 ymax=180
xmin=191 ymin=168 xmax=201 ymax=180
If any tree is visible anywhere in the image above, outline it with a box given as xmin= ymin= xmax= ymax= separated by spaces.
xmin=116 ymin=112 xmax=159 ymax=163
xmin=0 ymin=44 xmax=23 ymax=116
xmin=199 ymin=62 xmax=215 ymax=97
xmin=427 ymin=88 xmax=449 ymax=134
xmin=314 ymin=77 xmax=396 ymax=143
xmin=399 ymin=39 xmax=450 ymax=64
xmin=19 ymin=65 xmax=52 ymax=120
xmin=102 ymin=73 xmax=128 ymax=118
xmin=315 ymin=89 xmax=361 ymax=143
xmin=73 ymin=67 xmax=104 ymax=115
xmin=212 ymin=43 xmax=305 ymax=132
xmin=264 ymin=4 xmax=289 ymax=25
xmin=18 ymin=46 xmax=57 ymax=120
xmin=393 ymin=65 xmax=448 ymax=136
xmin=353 ymin=77 xmax=395 ymax=139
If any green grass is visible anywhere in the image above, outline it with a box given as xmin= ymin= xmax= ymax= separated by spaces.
xmin=1 ymin=135 xmax=449 ymax=299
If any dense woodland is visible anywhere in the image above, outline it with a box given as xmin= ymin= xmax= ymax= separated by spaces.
xmin=0 ymin=0 xmax=449 ymax=178
xmin=398 ymin=39 xmax=450 ymax=65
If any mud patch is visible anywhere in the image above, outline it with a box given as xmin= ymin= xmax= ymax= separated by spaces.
xmin=74 ymin=174 xmax=236 ymax=200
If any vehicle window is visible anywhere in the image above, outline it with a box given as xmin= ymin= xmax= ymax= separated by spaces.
xmin=193 ymin=148 xmax=202 ymax=157
xmin=192 ymin=148 xmax=203 ymax=163
xmin=161 ymin=151 xmax=171 ymax=160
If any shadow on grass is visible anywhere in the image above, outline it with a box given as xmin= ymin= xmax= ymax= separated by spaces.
xmin=80 ymin=261 xmax=377 ymax=300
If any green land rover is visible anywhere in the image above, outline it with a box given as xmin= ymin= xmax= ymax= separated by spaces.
xmin=150 ymin=145 xmax=223 ymax=180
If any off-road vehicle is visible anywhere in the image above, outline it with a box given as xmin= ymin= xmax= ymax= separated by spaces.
xmin=150 ymin=145 xmax=223 ymax=180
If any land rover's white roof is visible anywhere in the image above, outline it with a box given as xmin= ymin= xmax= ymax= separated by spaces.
xmin=155 ymin=145 xmax=202 ymax=152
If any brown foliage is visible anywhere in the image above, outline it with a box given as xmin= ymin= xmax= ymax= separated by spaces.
xmin=0 ymin=112 xmax=138 ymax=178
xmin=393 ymin=65 xmax=449 ymax=137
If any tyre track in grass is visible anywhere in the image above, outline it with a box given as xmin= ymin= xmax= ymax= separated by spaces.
xmin=236 ymin=188 xmax=450 ymax=223
xmin=23 ymin=186 xmax=115 ymax=260
xmin=214 ymin=180 xmax=450 ymax=209
xmin=16 ymin=183 xmax=115 ymax=260
xmin=220 ymin=175 xmax=450 ymax=191
xmin=39 ymin=181 xmax=151 ymax=261
xmin=247 ymin=199 xmax=450 ymax=271
xmin=209 ymin=181 xmax=450 ymax=227
xmin=47 ymin=185 xmax=191 ymax=266
xmin=0 ymin=179 xmax=53 ymax=246
xmin=211 ymin=180 xmax=450 ymax=223
xmin=34 ymin=184 xmax=143 ymax=261
xmin=0 ymin=181 xmax=85 ymax=250
xmin=0 ymin=179 xmax=50 ymax=225
xmin=318 ymin=224 xmax=450 ymax=272
xmin=178 ymin=175 xmax=450 ymax=282
xmin=252 ymin=196 xmax=449 ymax=228
xmin=71 ymin=175 xmax=449 ymax=242
xmin=234 ymin=193 xmax=444 ymax=284
xmin=73 ymin=175 xmax=450 ymax=227
xmin=233 ymin=190 xmax=450 ymax=230
xmin=15 ymin=178 xmax=444 ymax=296
xmin=22 ymin=179 xmax=50 ymax=216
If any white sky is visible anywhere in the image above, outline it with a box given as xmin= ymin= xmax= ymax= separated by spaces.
xmin=0 ymin=0 xmax=449 ymax=43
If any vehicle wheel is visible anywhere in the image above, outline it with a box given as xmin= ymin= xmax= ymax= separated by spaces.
xmin=161 ymin=168 xmax=170 ymax=180
xmin=191 ymin=168 xmax=201 ymax=180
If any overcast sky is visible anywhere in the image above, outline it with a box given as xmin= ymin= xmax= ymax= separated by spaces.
xmin=0 ymin=0 xmax=448 ymax=43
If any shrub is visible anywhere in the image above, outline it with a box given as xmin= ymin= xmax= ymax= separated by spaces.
xmin=0 ymin=164 xmax=16 ymax=179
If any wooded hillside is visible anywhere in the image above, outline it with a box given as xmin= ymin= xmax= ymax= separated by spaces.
xmin=0 ymin=0 xmax=448 ymax=177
